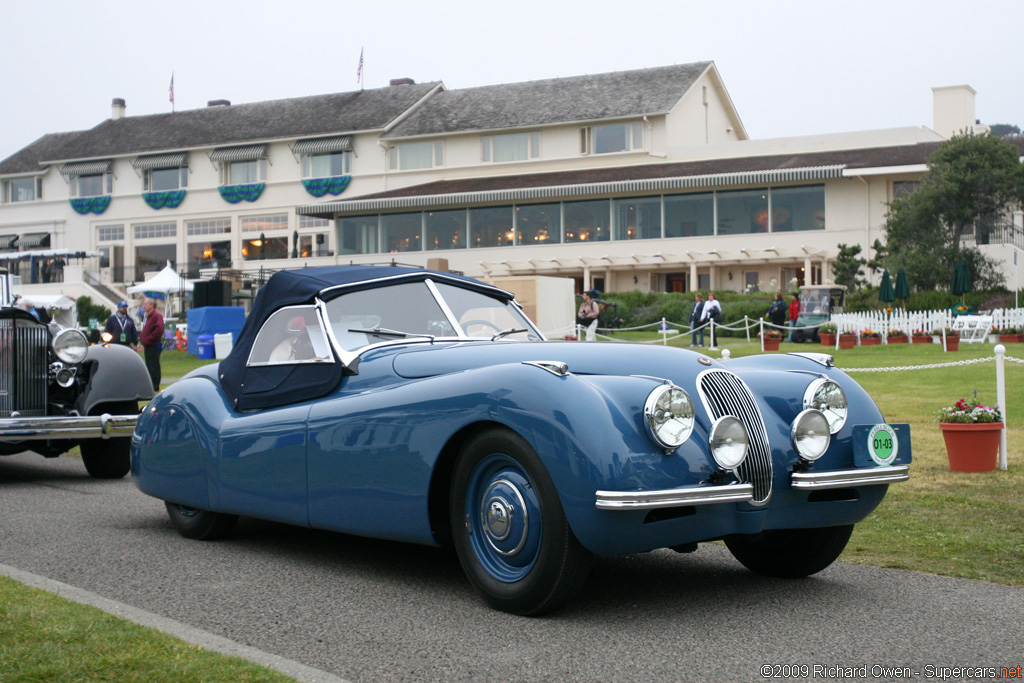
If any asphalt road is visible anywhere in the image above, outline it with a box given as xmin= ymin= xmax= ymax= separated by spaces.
xmin=2 ymin=452 xmax=1022 ymax=683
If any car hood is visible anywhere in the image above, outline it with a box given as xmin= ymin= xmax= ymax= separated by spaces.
xmin=390 ymin=340 xmax=723 ymax=382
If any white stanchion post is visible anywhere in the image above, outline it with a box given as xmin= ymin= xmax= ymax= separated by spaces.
xmin=710 ymin=319 xmax=716 ymax=349
xmin=661 ymin=317 xmax=667 ymax=346
xmin=745 ymin=316 xmax=751 ymax=343
xmin=942 ymin=327 xmax=947 ymax=352
xmin=995 ymin=344 xmax=1008 ymax=470
xmin=759 ymin=319 xmax=765 ymax=352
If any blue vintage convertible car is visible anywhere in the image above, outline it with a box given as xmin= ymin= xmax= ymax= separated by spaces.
xmin=132 ymin=266 xmax=910 ymax=615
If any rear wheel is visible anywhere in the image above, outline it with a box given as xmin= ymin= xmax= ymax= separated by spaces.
xmin=791 ymin=329 xmax=806 ymax=343
xmin=80 ymin=401 xmax=137 ymax=479
xmin=450 ymin=429 xmax=592 ymax=615
xmin=724 ymin=524 xmax=854 ymax=578
xmin=165 ymin=502 xmax=238 ymax=540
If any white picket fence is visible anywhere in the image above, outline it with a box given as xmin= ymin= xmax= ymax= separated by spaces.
xmin=831 ymin=308 xmax=1024 ymax=338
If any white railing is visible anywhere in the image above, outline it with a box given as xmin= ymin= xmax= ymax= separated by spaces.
xmin=831 ymin=308 xmax=1024 ymax=337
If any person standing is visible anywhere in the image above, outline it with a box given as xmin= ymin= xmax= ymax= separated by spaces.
xmin=104 ymin=300 xmax=139 ymax=347
xmin=140 ymin=298 xmax=165 ymax=392
xmin=577 ymin=289 xmax=601 ymax=342
xmin=787 ymin=293 xmax=801 ymax=342
xmin=766 ymin=292 xmax=787 ymax=333
xmin=701 ymin=292 xmax=722 ymax=347
xmin=689 ymin=293 xmax=705 ymax=347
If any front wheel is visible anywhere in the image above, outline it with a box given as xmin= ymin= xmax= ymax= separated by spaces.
xmin=80 ymin=401 xmax=138 ymax=479
xmin=724 ymin=524 xmax=854 ymax=578
xmin=165 ymin=502 xmax=238 ymax=540
xmin=450 ymin=429 xmax=592 ymax=615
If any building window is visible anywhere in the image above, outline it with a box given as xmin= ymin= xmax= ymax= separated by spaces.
xmin=580 ymin=122 xmax=643 ymax=155
xmin=302 ymin=151 xmax=351 ymax=178
xmin=745 ymin=272 xmax=760 ymax=292
xmin=481 ymin=133 xmax=540 ymax=163
xmin=297 ymin=233 xmax=332 ymax=258
xmin=339 ymin=215 xmax=380 ymax=255
xmin=515 ymin=203 xmax=560 ymax=245
xmin=717 ymin=189 xmax=769 ymax=235
xmin=771 ymin=185 xmax=825 ymax=232
xmin=4 ymin=177 xmax=41 ymax=203
xmin=133 ymin=222 xmax=176 ymax=240
xmin=564 ymin=200 xmax=610 ymax=243
xmin=187 ymin=240 xmax=232 ymax=276
xmin=71 ymin=172 xmax=112 ymax=198
xmin=664 ymin=193 xmax=714 ymax=238
xmin=144 ymin=166 xmax=188 ymax=192
xmin=470 ymin=206 xmax=514 ymax=248
xmin=426 ymin=209 xmax=467 ymax=251
xmin=186 ymin=217 xmax=232 ymax=236
xmin=241 ymin=214 xmax=288 ymax=232
xmin=894 ymin=180 xmax=920 ymax=198
xmin=243 ymin=235 xmax=287 ymax=261
xmin=381 ymin=213 xmax=422 ymax=252
xmin=388 ymin=141 xmax=444 ymax=171
xmin=135 ymin=244 xmax=176 ymax=280
xmin=222 ymin=159 xmax=267 ymax=185
xmin=298 ymin=215 xmax=330 ymax=230
xmin=613 ymin=197 xmax=661 ymax=240
xmin=97 ymin=225 xmax=125 ymax=242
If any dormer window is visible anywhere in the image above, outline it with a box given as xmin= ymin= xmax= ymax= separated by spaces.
xmin=580 ymin=122 xmax=644 ymax=155
xmin=210 ymin=145 xmax=268 ymax=185
xmin=481 ymin=132 xmax=540 ymax=163
xmin=61 ymin=160 xmax=113 ymax=197
xmin=134 ymin=153 xmax=189 ymax=191
xmin=388 ymin=141 xmax=444 ymax=171
xmin=293 ymin=136 xmax=354 ymax=178
xmin=3 ymin=176 xmax=41 ymax=203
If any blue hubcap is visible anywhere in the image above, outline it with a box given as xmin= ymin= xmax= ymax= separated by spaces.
xmin=464 ymin=454 xmax=542 ymax=582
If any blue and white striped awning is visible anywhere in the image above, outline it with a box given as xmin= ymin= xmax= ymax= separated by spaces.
xmin=291 ymin=136 xmax=352 ymax=155
xmin=132 ymin=152 xmax=188 ymax=171
xmin=209 ymin=145 xmax=267 ymax=163
xmin=60 ymin=160 xmax=112 ymax=178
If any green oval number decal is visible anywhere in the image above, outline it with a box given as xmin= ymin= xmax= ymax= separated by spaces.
xmin=867 ymin=424 xmax=898 ymax=466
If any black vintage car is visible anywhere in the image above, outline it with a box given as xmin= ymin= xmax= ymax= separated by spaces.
xmin=0 ymin=275 xmax=154 ymax=478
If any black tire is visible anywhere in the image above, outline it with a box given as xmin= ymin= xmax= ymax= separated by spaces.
xmin=450 ymin=429 xmax=592 ymax=616
xmin=724 ymin=524 xmax=854 ymax=578
xmin=791 ymin=329 xmax=806 ymax=343
xmin=165 ymin=501 xmax=238 ymax=540
xmin=80 ymin=401 xmax=137 ymax=479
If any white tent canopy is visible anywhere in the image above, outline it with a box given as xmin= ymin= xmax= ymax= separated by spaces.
xmin=127 ymin=261 xmax=194 ymax=295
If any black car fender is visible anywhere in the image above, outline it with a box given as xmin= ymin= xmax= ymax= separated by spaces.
xmin=78 ymin=344 xmax=155 ymax=415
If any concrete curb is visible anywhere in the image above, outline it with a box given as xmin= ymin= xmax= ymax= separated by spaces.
xmin=0 ymin=562 xmax=350 ymax=683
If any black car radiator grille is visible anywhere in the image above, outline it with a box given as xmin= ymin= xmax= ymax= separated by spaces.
xmin=0 ymin=318 xmax=49 ymax=417
xmin=697 ymin=369 xmax=773 ymax=504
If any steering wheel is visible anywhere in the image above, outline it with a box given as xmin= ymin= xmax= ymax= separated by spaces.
xmin=461 ymin=319 xmax=503 ymax=335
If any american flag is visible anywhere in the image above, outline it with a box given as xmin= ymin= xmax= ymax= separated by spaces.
xmin=169 ymin=73 xmax=175 ymax=110
xmin=356 ymin=48 xmax=364 ymax=86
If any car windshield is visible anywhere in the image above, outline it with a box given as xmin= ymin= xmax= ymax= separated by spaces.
xmin=324 ymin=280 xmax=537 ymax=352
xmin=800 ymin=291 xmax=833 ymax=316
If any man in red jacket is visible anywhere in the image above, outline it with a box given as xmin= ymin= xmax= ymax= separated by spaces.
xmin=140 ymin=298 xmax=165 ymax=392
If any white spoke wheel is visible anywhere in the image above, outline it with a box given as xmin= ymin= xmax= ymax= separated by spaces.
xmin=450 ymin=429 xmax=591 ymax=615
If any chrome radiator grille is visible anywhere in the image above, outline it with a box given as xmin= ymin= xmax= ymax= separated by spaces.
xmin=0 ymin=318 xmax=49 ymax=417
xmin=697 ymin=369 xmax=773 ymax=504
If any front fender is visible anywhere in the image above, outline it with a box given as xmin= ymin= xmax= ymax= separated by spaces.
xmin=80 ymin=344 xmax=154 ymax=414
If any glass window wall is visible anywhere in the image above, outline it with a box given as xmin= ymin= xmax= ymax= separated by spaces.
xmin=470 ymin=206 xmax=514 ymax=248
xmin=664 ymin=192 xmax=714 ymax=238
xmin=564 ymin=200 xmax=609 ymax=243
xmin=338 ymin=216 xmax=379 ymax=255
xmin=515 ymin=203 xmax=560 ymax=245
xmin=425 ymin=209 xmax=466 ymax=251
xmin=770 ymin=185 xmax=825 ymax=232
xmin=717 ymin=189 xmax=769 ymax=235
xmin=382 ymin=213 xmax=421 ymax=253
xmin=613 ymin=197 xmax=661 ymax=240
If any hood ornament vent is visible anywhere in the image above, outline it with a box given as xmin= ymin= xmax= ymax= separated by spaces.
xmin=522 ymin=360 xmax=569 ymax=376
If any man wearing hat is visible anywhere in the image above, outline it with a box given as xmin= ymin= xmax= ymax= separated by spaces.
xmin=577 ymin=289 xmax=601 ymax=342
xmin=104 ymin=300 xmax=139 ymax=347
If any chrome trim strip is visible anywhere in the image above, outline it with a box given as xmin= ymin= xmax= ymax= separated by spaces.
xmin=424 ymin=278 xmax=464 ymax=336
xmin=791 ymin=465 xmax=910 ymax=490
xmin=595 ymin=483 xmax=754 ymax=510
xmin=0 ymin=413 xmax=138 ymax=442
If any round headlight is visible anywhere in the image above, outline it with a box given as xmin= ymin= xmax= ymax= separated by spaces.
xmin=709 ymin=415 xmax=749 ymax=470
xmin=53 ymin=328 xmax=88 ymax=364
xmin=791 ymin=409 xmax=831 ymax=461
xmin=803 ymin=378 xmax=847 ymax=434
xmin=643 ymin=384 xmax=695 ymax=450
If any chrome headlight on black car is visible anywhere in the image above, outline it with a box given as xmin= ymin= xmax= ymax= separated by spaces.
xmin=803 ymin=378 xmax=847 ymax=434
xmin=53 ymin=328 xmax=88 ymax=364
xmin=643 ymin=383 xmax=695 ymax=450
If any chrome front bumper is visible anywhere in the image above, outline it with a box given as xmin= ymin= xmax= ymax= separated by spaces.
xmin=595 ymin=483 xmax=754 ymax=510
xmin=595 ymin=465 xmax=910 ymax=510
xmin=0 ymin=414 xmax=138 ymax=442
xmin=790 ymin=465 xmax=910 ymax=490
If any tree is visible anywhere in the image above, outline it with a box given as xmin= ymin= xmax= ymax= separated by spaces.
xmin=882 ymin=133 xmax=1024 ymax=291
xmin=831 ymin=244 xmax=867 ymax=290
xmin=989 ymin=123 xmax=1021 ymax=137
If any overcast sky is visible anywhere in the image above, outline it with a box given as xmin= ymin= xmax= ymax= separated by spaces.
xmin=2 ymin=0 xmax=1022 ymax=162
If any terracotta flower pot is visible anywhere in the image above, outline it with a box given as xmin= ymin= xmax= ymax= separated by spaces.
xmin=939 ymin=422 xmax=1003 ymax=472
xmin=999 ymin=334 xmax=1024 ymax=343
xmin=888 ymin=335 xmax=908 ymax=344
xmin=819 ymin=333 xmax=836 ymax=346
xmin=912 ymin=336 xmax=932 ymax=344
xmin=838 ymin=334 xmax=856 ymax=350
xmin=944 ymin=337 xmax=959 ymax=351
xmin=861 ymin=337 xmax=881 ymax=345
xmin=762 ymin=338 xmax=780 ymax=351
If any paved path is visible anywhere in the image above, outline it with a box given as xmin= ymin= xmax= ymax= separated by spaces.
xmin=2 ymin=452 xmax=1022 ymax=682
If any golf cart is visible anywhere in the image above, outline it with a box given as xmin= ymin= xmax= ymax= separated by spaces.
xmin=792 ymin=284 xmax=846 ymax=343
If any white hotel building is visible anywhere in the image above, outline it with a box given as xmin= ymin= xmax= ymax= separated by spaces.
xmin=0 ymin=62 xmax=1019 ymax=307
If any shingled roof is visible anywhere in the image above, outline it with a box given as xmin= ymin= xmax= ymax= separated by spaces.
xmin=0 ymin=82 xmax=441 ymax=174
xmin=382 ymin=62 xmax=713 ymax=139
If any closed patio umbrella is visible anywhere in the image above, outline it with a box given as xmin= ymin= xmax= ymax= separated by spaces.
xmin=878 ymin=270 xmax=895 ymax=305
xmin=894 ymin=267 xmax=910 ymax=302
xmin=952 ymin=257 xmax=972 ymax=303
